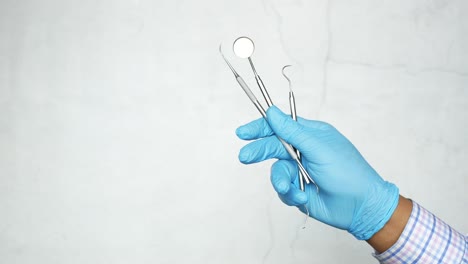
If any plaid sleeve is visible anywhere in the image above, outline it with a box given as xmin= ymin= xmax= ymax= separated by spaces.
xmin=374 ymin=200 xmax=467 ymax=264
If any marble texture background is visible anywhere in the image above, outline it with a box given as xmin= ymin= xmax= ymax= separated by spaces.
xmin=0 ymin=0 xmax=467 ymax=263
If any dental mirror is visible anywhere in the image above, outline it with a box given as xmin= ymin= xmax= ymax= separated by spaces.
xmin=233 ymin=36 xmax=255 ymax=59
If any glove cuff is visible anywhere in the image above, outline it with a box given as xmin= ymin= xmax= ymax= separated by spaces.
xmin=348 ymin=181 xmax=400 ymax=240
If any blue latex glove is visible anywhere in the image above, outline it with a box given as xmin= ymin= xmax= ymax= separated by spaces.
xmin=236 ymin=106 xmax=399 ymax=240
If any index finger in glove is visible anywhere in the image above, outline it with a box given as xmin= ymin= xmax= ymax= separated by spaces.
xmin=236 ymin=109 xmax=333 ymax=142
xmin=236 ymin=118 xmax=274 ymax=140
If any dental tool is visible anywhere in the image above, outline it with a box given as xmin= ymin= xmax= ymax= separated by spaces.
xmin=283 ymin=66 xmax=307 ymax=192
xmin=282 ymin=65 xmax=319 ymax=193
xmin=282 ymin=66 xmax=315 ymax=228
xmin=233 ymin=37 xmax=273 ymax=107
xmin=219 ymin=44 xmax=313 ymax=185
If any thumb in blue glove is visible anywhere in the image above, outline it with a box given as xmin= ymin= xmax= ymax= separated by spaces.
xmin=236 ymin=106 xmax=399 ymax=240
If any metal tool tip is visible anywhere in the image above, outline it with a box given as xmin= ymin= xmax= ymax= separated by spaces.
xmin=219 ymin=43 xmax=239 ymax=77
xmin=282 ymin=65 xmax=293 ymax=91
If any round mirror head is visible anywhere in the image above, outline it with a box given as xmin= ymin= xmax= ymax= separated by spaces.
xmin=233 ymin=36 xmax=255 ymax=59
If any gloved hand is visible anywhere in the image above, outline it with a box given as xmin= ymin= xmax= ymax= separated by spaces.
xmin=236 ymin=106 xmax=399 ymax=240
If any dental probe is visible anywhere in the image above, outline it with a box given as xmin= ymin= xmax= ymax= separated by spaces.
xmin=219 ymin=45 xmax=313 ymax=184
xmin=282 ymin=65 xmax=319 ymax=192
xmin=283 ymin=66 xmax=307 ymax=192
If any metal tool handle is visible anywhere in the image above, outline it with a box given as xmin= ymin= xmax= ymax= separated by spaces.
xmin=255 ymin=75 xmax=273 ymax=107
xmin=289 ymin=92 xmax=318 ymax=191
xmin=289 ymin=92 xmax=297 ymax=121
xmin=289 ymin=92 xmax=310 ymax=186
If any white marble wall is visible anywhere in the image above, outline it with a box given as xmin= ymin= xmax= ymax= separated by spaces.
xmin=1 ymin=0 xmax=467 ymax=263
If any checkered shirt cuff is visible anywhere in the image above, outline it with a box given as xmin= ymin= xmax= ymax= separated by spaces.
xmin=374 ymin=200 xmax=467 ymax=263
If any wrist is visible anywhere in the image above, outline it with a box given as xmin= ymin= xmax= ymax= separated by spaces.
xmin=366 ymin=195 xmax=413 ymax=253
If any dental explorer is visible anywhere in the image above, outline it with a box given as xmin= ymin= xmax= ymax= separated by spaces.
xmin=283 ymin=65 xmax=306 ymax=192
xmin=282 ymin=65 xmax=319 ymax=193
xmin=219 ymin=44 xmax=313 ymax=185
